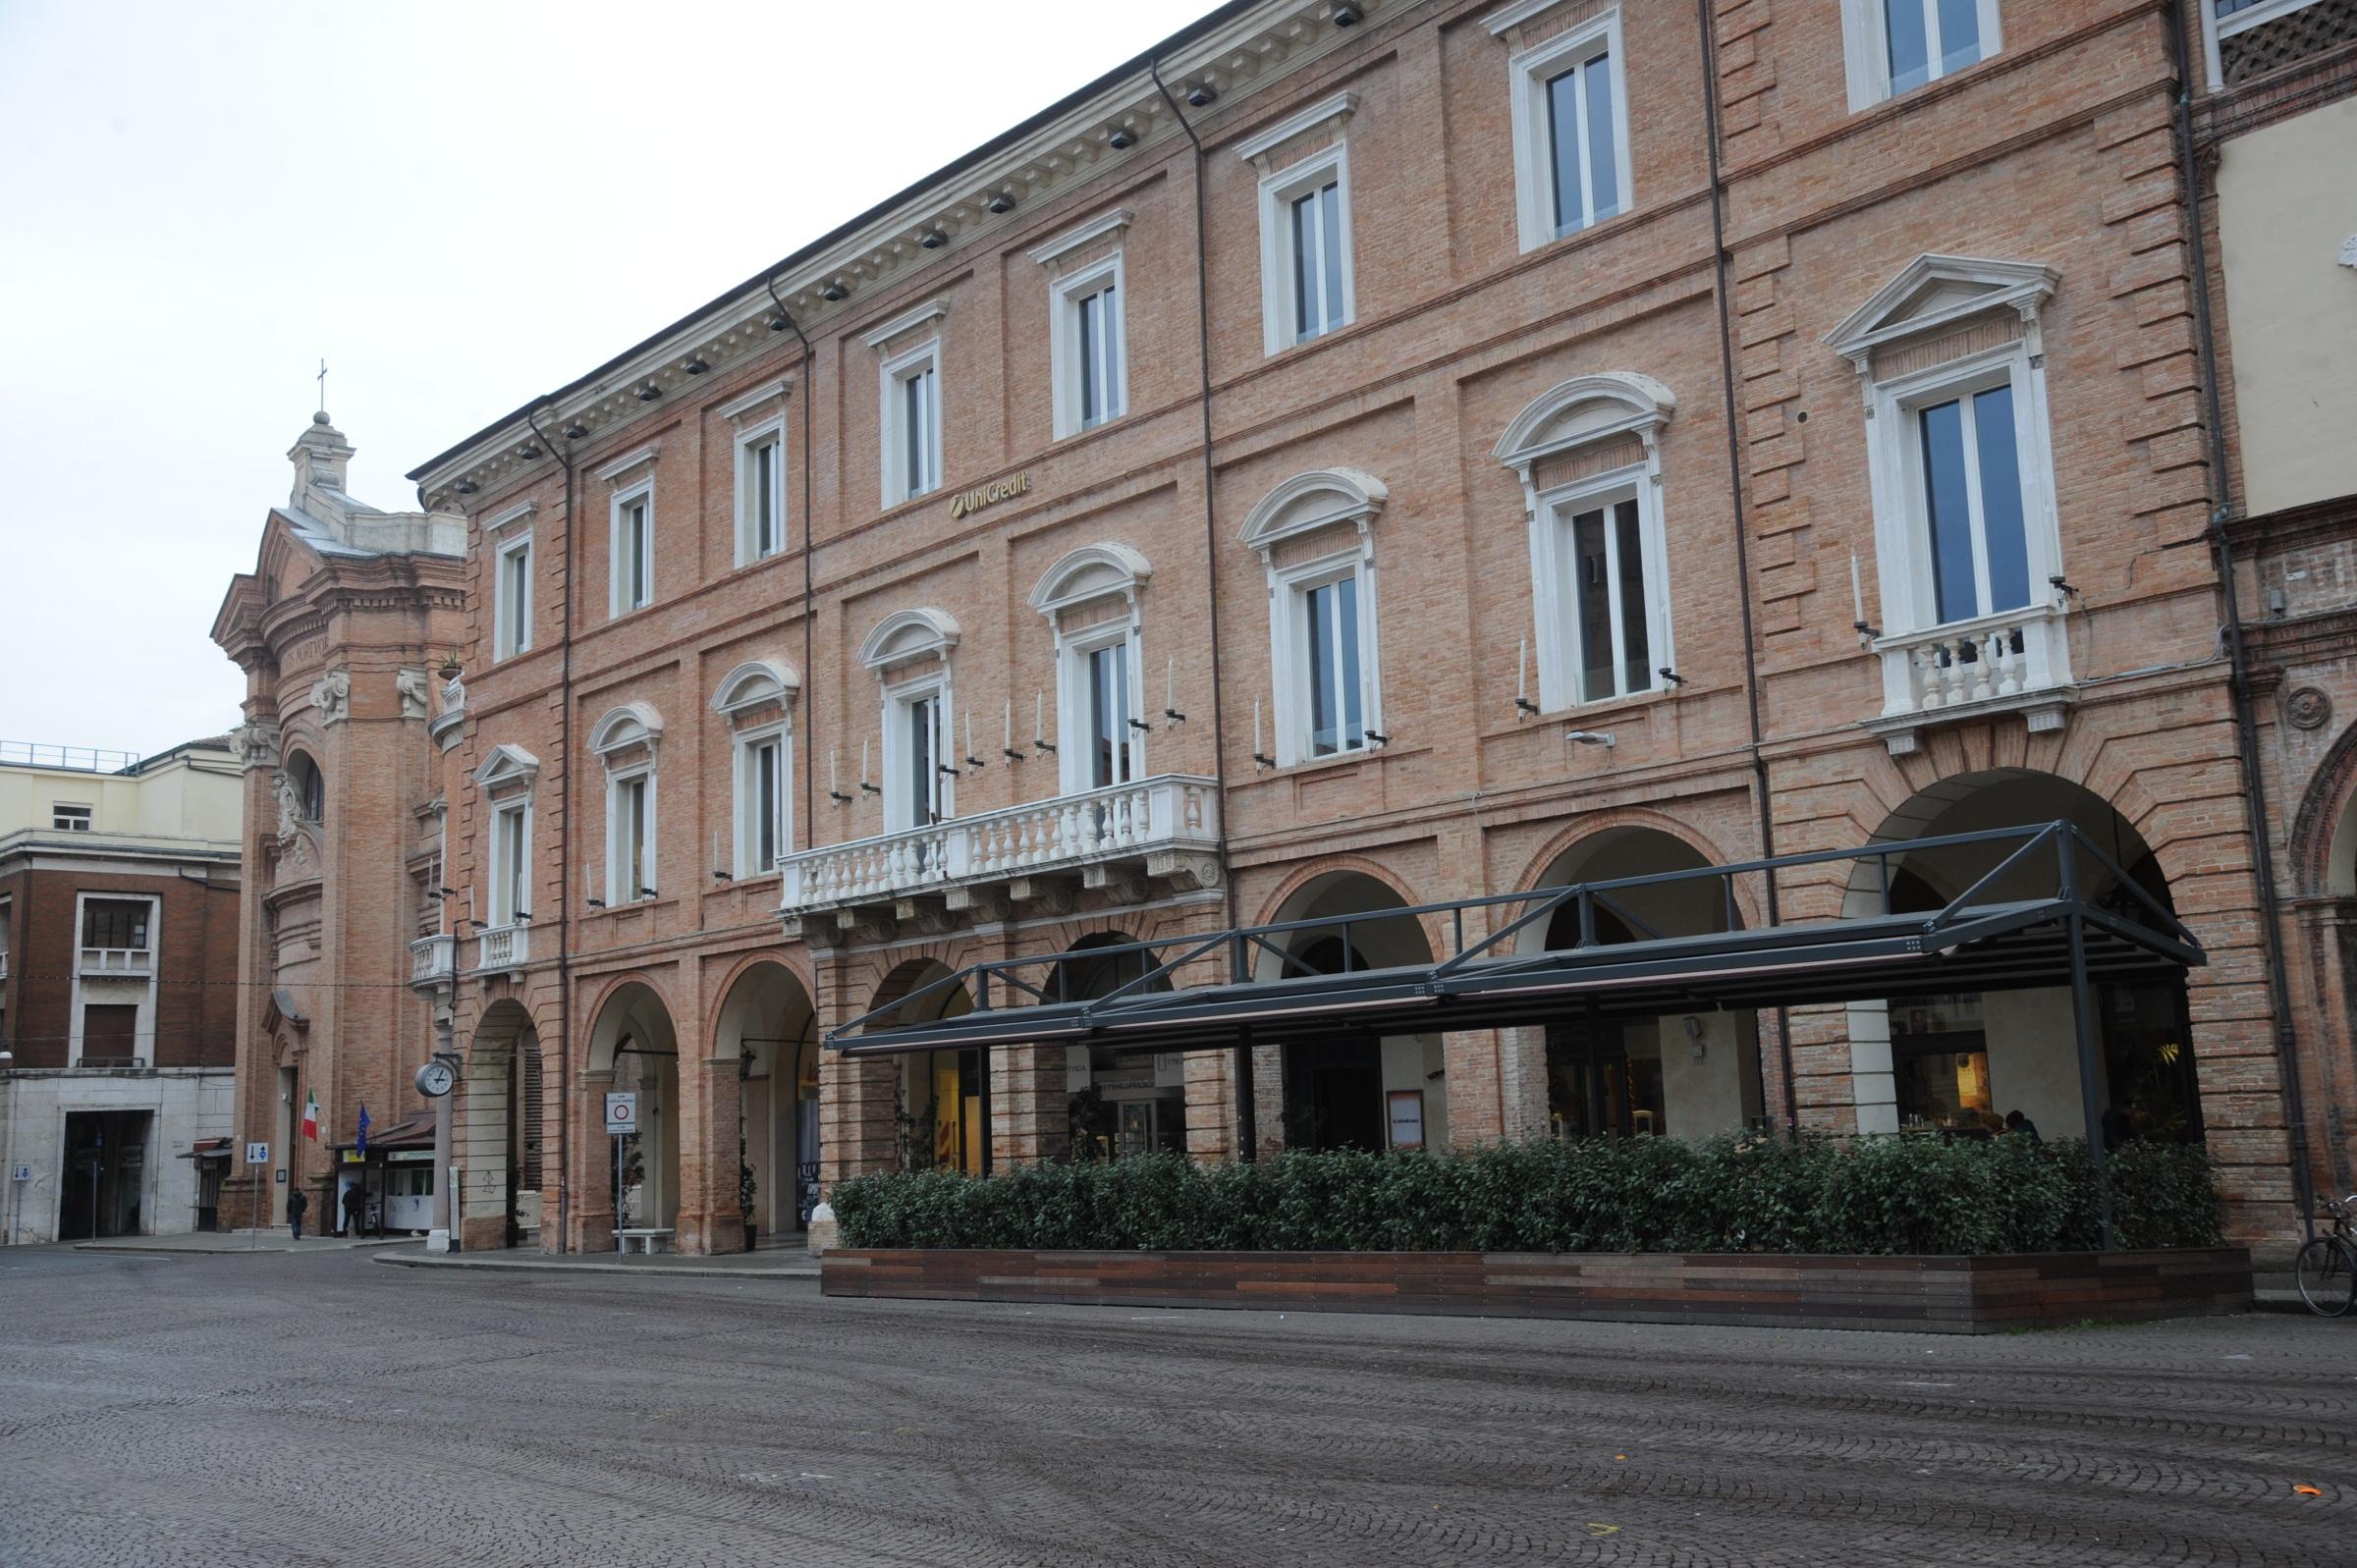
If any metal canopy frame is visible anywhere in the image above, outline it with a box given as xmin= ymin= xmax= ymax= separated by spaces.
xmin=827 ymin=821 xmax=2204 ymax=1247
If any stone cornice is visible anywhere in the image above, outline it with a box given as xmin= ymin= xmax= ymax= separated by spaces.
xmin=409 ymin=0 xmax=1404 ymax=507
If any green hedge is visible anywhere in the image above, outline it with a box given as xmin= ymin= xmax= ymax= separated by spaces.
xmin=830 ymin=1134 xmax=2223 ymax=1256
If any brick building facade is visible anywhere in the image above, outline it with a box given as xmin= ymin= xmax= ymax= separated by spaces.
xmin=0 ymin=739 xmax=242 ymax=1242
xmin=256 ymin=0 xmax=2349 ymax=1256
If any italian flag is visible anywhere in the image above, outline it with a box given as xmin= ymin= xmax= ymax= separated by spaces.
xmin=301 ymin=1090 xmax=320 ymax=1142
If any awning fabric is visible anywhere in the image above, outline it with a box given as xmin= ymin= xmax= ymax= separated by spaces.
xmin=825 ymin=822 xmax=2205 ymax=1059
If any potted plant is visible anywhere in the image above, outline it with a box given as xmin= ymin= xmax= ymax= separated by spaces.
xmin=739 ymin=1161 xmax=758 ymax=1252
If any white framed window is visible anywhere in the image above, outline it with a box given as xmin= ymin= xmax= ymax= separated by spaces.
xmin=1051 ymin=259 xmax=1126 ymax=439
xmin=1842 ymin=0 xmax=2001 ymax=109
xmin=1883 ymin=360 xmax=2048 ymax=629
xmin=488 ymin=799 xmax=531 ymax=925
xmin=734 ymin=724 xmax=789 ymax=878
xmin=1241 ymin=468 xmax=1389 ymax=768
xmin=1255 ymin=143 xmax=1355 ymax=355
xmin=494 ymin=532 xmax=533 ymax=660
xmin=610 ymin=480 xmax=654 ymax=617
xmin=1501 ymin=7 xmax=1632 ymax=252
xmin=736 ymin=422 xmax=786 ymax=564
xmin=880 ymin=341 xmax=942 ymax=506
xmin=882 ymin=677 xmax=953 ymax=834
xmin=1029 ymin=543 xmax=1157 ymax=796
xmin=1539 ymin=474 xmax=1669 ymax=705
xmin=1496 ymin=372 xmax=1678 ymax=712
xmin=52 ymin=802 xmax=92 ymax=832
xmin=607 ymin=769 xmax=655 ymax=904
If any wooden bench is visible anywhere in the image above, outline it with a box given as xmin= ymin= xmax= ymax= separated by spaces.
xmin=616 ymin=1227 xmax=675 ymax=1256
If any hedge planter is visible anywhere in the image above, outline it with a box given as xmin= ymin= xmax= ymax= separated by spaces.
xmin=821 ymin=1246 xmax=2254 ymax=1333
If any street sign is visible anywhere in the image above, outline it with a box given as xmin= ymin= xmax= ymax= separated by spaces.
xmin=245 ymin=1142 xmax=270 ymax=1164
xmin=9 ymin=1164 xmax=28 ymax=1182
xmin=604 ymin=1092 xmax=638 ymax=1135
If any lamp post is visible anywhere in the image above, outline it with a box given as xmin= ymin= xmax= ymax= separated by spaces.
xmin=417 ymin=992 xmax=460 ymax=1253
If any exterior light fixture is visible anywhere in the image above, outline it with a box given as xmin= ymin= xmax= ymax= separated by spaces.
xmin=1108 ymin=127 xmax=1135 ymax=149
xmin=1186 ymin=81 xmax=1218 ymax=106
xmin=516 ymin=444 xmax=541 ymax=460
xmin=768 ymin=315 xmax=790 ymax=333
xmin=1563 ymin=729 xmax=1616 ymax=748
xmin=1333 ymin=3 xmax=1363 ymax=24
xmin=918 ymin=230 xmax=947 ymax=249
xmin=820 ymin=280 xmax=850 ymax=301
xmin=684 ymin=358 xmax=709 ymax=375
xmin=454 ymin=481 xmax=477 ymax=495
xmin=985 ymin=191 xmax=1015 ymax=214
xmin=636 ymin=385 xmax=662 ymax=402
xmin=563 ymin=423 xmax=588 ymax=441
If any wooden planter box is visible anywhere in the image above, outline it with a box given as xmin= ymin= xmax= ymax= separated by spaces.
xmin=821 ymin=1247 xmax=2252 ymax=1333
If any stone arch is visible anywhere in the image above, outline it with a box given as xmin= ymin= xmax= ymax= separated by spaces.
xmin=1251 ymin=855 xmax=1438 ymax=964
xmin=587 ymin=701 xmax=665 ymax=759
xmin=584 ymin=978 xmax=683 ymax=1233
xmin=458 ymin=998 xmax=545 ymax=1250
xmin=866 ymin=958 xmax=981 ymax=1173
xmin=2287 ymin=720 xmax=2357 ymax=897
xmin=1828 ymin=766 xmax=2199 ymax=1150
xmin=711 ymin=659 xmax=800 ymax=719
xmin=1027 ymin=543 xmax=1154 ymax=622
xmin=857 ymin=607 xmax=961 ymax=674
xmin=1493 ymin=371 xmax=1676 ymax=475
xmin=711 ymin=957 xmax=820 ymax=1236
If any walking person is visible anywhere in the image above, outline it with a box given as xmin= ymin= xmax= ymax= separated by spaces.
xmin=340 ymin=1181 xmax=365 ymax=1239
xmin=287 ymin=1185 xmax=308 ymax=1241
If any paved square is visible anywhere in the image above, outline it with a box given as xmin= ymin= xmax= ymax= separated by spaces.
xmin=0 ymin=1247 xmax=2347 ymax=1566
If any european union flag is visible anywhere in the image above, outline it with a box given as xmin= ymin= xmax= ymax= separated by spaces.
xmin=356 ymin=1103 xmax=370 ymax=1156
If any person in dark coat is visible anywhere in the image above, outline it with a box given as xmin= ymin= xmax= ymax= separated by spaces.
xmin=287 ymin=1186 xmax=308 ymax=1241
xmin=340 ymin=1182 xmax=366 ymax=1238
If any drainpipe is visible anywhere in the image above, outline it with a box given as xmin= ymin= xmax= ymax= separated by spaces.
xmin=764 ymin=273 xmax=821 ymax=868
xmin=526 ymin=405 xmax=576 ymax=1253
xmin=1150 ymin=58 xmax=1248 ymax=1157
xmin=2164 ymin=0 xmax=2319 ymax=1234
xmin=1696 ymin=0 xmax=1794 ymax=1133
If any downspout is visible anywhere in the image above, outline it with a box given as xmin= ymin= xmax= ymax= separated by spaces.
xmin=1149 ymin=59 xmax=1248 ymax=1151
xmin=2164 ymin=0 xmax=2318 ymax=1232
xmin=525 ymin=405 xmax=576 ymax=1252
xmin=1696 ymin=0 xmax=1793 ymax=1132
xmin=765 ymin=273 xmax=820 ymax=867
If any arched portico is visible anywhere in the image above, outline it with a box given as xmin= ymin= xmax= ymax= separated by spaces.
xmin=1836 ymin=769 xmax=2201 ymax=1148
xmin=1253 ymin=870 xmax=1446 ymax=1155
xmin=1057 ymin=933 xmax=1182 ymax=1161
xmin=584 ymin=980 xmax=683 ymax=1248
xmin=1518 ymin=826 xmax=1765 ymax=1143
xmin=713 ymin=959 xmax=820 ymax=1240
xmin=458 ymin=999 xmax=544 ymax=1251
xmin=870 ymin=959 xmax=981 ymax=1173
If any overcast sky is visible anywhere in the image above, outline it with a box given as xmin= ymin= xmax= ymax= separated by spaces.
xmin=0 ymin=0 xmax=1198 ymax=759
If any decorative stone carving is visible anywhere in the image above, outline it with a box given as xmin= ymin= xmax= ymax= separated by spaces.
xmin=310 ymin=668 xmax=352 ymax=724
xmin=269 ymin=769 xmax=313 ymax=873
xmin=229 ymin=720 xmax=282 ymax=772
xmin=396 ymin=668 xmax=430 ymax=720
xmin=1147 ymin=849 xmax=1222 ymax=892
xmin=440 ymin=671 xmax=466 ymax=714
xmin=2288 ymin=686 xmax=2332 ymax=732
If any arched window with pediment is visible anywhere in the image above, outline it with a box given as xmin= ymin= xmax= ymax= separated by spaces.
xmin=1495 ymin=373 xmax=1675 ymax=712
xmin=1029 ymin=544 xmax=1154 ymax=797
xmin=711 ymin=660 xmax=798 ymax=878
xmin=1240 ymin=468 xmax=1388 ymax=769
xmin=589 ymin=704 xmax=664 ymax=905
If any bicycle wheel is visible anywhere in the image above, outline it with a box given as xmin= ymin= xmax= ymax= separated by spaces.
xmin=2295 ymin=1236 xmax=2357 ymax=1318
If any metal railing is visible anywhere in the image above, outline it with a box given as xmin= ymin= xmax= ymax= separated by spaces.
xmin=0 ymin=741 xmax=139 ymax=774
xmin=831 ymin=820 xmax=2202 ymax=1044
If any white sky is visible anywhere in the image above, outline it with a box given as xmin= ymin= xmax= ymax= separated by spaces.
xmin=0 ymin=0 xmax=1201 ymax=759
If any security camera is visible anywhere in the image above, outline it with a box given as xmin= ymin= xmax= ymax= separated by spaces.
xmin=1333 ymin=3 xmax=1364 ymax=25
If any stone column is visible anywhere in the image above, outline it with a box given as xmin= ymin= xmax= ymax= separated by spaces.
xmin=575 ymin=1068 xmax=617 ymax=1254
xmin=989 ymin=1044 xmax=1069 ymax=1167
xmin=679 ymin=1056 xmax=745 ymax=1255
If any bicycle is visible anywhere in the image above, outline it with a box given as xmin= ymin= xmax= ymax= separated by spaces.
xmin=2295 ymin=1194 xmax=2357 ymax=1318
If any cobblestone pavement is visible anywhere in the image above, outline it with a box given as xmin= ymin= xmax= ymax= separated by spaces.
xmin=0 ymin=1246 xmax=2349 ymax=1567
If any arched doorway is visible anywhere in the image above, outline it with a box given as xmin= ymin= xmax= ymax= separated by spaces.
xmin=1840 ymin=769 xmax=2201 ymax=1146
xmin=872 ymin=960 xmax=981 ymax=1172
xmin=1058 ymin=933 xmax=1181 ymax=1160
xmin=713 ymin=961 xmax=820 ymax=1239
xmin=587 ymin=982 xmax=683 ymax=1234
xmin=1523 ymin=827 xmax=1764 ymax=1141
xmin=460 ymin=1000 xmax=543 ymax=1249
xmin=1257 ymin=872 xmax=1445 ymax=1153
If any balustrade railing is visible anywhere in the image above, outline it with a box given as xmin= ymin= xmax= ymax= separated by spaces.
xmin=1876 ymin=604 xmax=2072 ymax=737
xmin=474 ymin=923 xmax=527 ymax=971
xmin=781 ymin=775 xmax=1219 ymax=912
xmin=410 ymin=934 xmax=455 ymax=986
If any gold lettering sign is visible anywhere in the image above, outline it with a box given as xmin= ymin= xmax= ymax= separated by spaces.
xmin=948 ymin=470 xmax=1031 ymax=520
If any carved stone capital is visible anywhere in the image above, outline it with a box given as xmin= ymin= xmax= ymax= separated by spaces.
xmin=1147 ymin=849 xmax=1222 ymax=892
xmin=229 ymin=720 xmax=282 ymax=772
xmin=1009 ymin=875 xmax=1075 ymax=915
xmin=1082 ymin=863 xmax=1148 ymax=904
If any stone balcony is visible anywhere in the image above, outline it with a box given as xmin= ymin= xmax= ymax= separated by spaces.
xmin=779 ymin=774 xmax=1221 ymax=940
xmin=78 ymin=946 xmax=153 ymax=978
xmin=1866 ymin=604 xmax=2075 ymax=756
xmin=410 ymin=933 xmax=455 ymax=990
xmin=472 ymin=922 xmax=529 ymax=973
